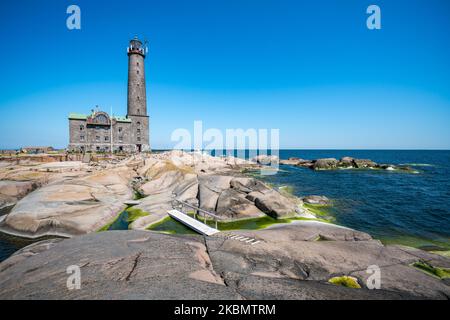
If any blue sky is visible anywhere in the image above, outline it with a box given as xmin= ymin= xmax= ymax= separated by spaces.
xmin=0 ymin=0 xmax=449 ymax=149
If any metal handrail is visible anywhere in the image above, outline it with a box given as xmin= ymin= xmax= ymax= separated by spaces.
xmin=172 ymin=198 xmax=222 ymax=230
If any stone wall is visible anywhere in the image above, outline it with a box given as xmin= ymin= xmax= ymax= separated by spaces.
xmin=127 ymin=53 xmax=147 ymax=117
xmin=68 ymin=119 xmax=136 ymax=153
xmin=128 ymin=115 xmax=149 ymax=151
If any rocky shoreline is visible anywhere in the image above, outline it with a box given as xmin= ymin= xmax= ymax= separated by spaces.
xmin=0 ymin=151 xmax=448 ymax=299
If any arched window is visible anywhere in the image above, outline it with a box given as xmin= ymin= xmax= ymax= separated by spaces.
xmin=137 ymin=121 xmax=141 ymax=126
xmin=95 ymin=114 xmax=108 ymax=124
xmin=79 ymin=125 xmax=84 ymax=131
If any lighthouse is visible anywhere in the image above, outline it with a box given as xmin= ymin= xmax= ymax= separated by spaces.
xmin=68 ymin=38 xmax=150 ymax=153
xmin=127 ymin=37 xmax=150 ymax=152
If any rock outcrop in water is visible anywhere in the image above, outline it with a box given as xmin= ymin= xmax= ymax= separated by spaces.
xmin=280 ymin=156 xmax=415 ymax=172
xmin=251 ymin=155 xmax=279 ymax=165
xmin=302 ymin=195 xmax=330 ymax=205
xmin=0 ymin=225 xmax=449 ymax=299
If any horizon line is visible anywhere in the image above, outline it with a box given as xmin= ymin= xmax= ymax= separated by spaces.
xmin=1 ymin=147 xmax=450 ymax=152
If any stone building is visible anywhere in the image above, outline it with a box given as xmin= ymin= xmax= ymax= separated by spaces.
xmin=68 ymin=38 xmax=150 ymax=153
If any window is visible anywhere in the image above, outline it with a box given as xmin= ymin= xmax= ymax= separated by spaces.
xmin=118 ymin=127 xmax=122 ymax=132
xmin=96 ymin=136 xmax=100 ymax=142
xmin=137 ymin=70 xmax=139 ymax=74
xmin=137 ymin=128 xmax=141 ymax=135
xmin=79 ymin=125 xmax=84 ymax=131
xmin=137 ymin=62 xmax=139 ymax=66
xmin=119 ymin=136 xmax=123 ymax=142
xmin=137 ymin=96 xmax=140 ymax=101
xmin=137 ymin=137 xmax=141 ymax=142
xmin=105 ymin=136 xmax=109 ymax=141
xmin=137 ymin=121 xmax=141 ymax=126
xmin=80 ymin=135 xmax=85 ymax=142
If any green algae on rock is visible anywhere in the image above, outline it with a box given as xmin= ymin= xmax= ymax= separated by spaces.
xmin=194 ymin=213 xmax=331 ymax=232
xmin=303 ymin=203 xmax=335 ymax=222
xmin=98 ymin=207 xmax=150 ymax=231
xmin=146 ymin=216 xmax=197 ymax=235
xmin=411 ymin=261 xmax=450 ymax=280
xmin=328 ymin=276 xmax=361 ymax=289
xmin=125 ymin=207 xmax=149 ymax=224
xmin=278 ymin=185 xmax=294 ymax=196
xmin=379 ymin=235 xmax=450 ymax=251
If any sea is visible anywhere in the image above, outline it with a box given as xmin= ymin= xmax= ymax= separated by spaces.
xmin=1 ymin=150 xmax=449 ymax=262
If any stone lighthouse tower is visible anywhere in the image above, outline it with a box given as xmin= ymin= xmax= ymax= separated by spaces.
xmin=127 ymin=37 xmax=150 ymax=152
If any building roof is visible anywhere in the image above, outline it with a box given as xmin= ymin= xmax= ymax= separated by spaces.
xmin=114 ymin=116 xmax=132 ymax=123
xmin=68 ymin=113 xmax=88 ymax=120
xmin=68 ymin=112 xmax=131 ymax=123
